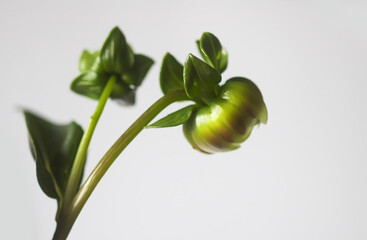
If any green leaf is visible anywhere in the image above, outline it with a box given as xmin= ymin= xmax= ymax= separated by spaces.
xmin=70 ymin=72 xmax=109 ymax=100
xmin=100 ymin=27 xmax=134 ymax=75
xmin=160 ymin=53 xmax=184 ymax=95
xmin=183 ymin=54 xmax=221 ymax=105
xmin=197 ymin=32 xmax=228 ymax=73
xmin=79 ymin=50 xmax=102 ymax=73
xmin=23 ymin=110 xmax=84 ymax=208
xmin=147 ymin=105 xmax=196 ymax=128
xmin=110 ymin=77 xmax=136 ymax=105
xmin=122 ymin=54 xmax=154 ymax=87
xmin=71 ymin=73 xmax=137 ymax=105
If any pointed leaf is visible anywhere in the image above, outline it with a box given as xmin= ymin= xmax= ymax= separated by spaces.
xmin=79 ymin=50 xmax=102 ymax=73
xmin=23 ymin=110 xmax=85 ymax=207
xmin=147 ymin=105 xmax=196 ymax=128
xmin=160 ymin=53 xmax=184 ymax=94
xmin=183 ymin=54 xmax=221 ymax=105
xmin=122 ymin=54 xmax=154 ymax=87
xmin=197 ymin=32 xmax=228 ymax=73
xmin=101 ymin=27 xmax=134 ymax=75
xmin=70 ymin=72 xmax=109 ymax=100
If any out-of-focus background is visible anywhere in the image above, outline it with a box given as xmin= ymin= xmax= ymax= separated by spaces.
xmin=1 ymin=0 xmax=366 ymax=239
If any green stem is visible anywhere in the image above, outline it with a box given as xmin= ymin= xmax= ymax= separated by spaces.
xmin=58 ymin=75 xmax=116 ymax=220
xmin=53 ymin=90 xmax=189 ymax=240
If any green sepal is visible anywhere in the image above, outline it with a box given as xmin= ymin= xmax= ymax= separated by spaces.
xmin=160 ymin=53 xmax=185 ymax=95
xmin=71 ymin=73 xmax=136 ymax=105
xmin=23 ymin=110 xmax=85 ymax=212
xmin=183 ymin=54 xmax=221 ymax=105
xmin=122 ymin=54 xmax=154 ymax=87
xmin=79 ymin=50 xmax=103 ymax=73
xmin=147 ymin=105 xmax=196 ymax=128
xmin=197 ymin=32 xmax=228 ymax=73
xmin=70 ymin=72 xmax=109 ymax=100
xmin=100 ymin=27 xmax=134 ymax=75
xmin=110 ymin=76 xmax=136 ymax=105
xmin=218 ymin=48 xmax=228 ymax=73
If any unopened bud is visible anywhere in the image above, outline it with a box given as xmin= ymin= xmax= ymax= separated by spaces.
xmin=183 ymin=77 xmax=267 ymax=153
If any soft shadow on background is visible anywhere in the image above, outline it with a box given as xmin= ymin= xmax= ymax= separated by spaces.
xmin=1 ymin=0 xmax=366 ymax=239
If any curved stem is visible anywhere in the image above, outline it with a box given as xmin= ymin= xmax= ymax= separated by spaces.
xmin=58 ymin=76 xmax=116 ymax=220
xmin=53 ymin=90 xmax=189 ymax=240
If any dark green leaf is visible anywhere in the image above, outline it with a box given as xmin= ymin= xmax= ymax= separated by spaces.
xmin=183 ymin=54 xmax=221 ymax=105
xmin=78 ymin=50 xmax=102 ymax=73
xmin=160 ymin=53 xmax=184 ymax=94
xmin=100 ymin=27 xmax=134 ymax=75
xmin=23 ymin=110 xmax=84 ymax=208
xmin=70 ymin=72 xmax=109 ymax=100
xmin=71 ymin=73 xmax=137 ymax=105
xmin=147 ymin=105 xmax=196 ymax=128
xmin=110 ymin=77 xmax=136 ymax=105
xmin=122 ymin=54 xmax=154 ymax=87
xmin=197 ymin=32 xmax=228 ymax=73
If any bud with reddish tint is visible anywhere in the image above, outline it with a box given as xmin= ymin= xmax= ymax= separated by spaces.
xmin=150 ymin=32 xmax=268 ymax=154
xmin=183 ymin=77 xmax=267 ymax=153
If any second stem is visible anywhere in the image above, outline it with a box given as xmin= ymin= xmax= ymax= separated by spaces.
xmin=59 ymin=75 xmax=116 ymax=219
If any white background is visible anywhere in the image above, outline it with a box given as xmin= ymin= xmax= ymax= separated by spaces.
xmin=1 ymin=0 xmax=366 ymax=239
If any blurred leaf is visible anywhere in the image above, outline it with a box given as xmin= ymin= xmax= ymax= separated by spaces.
xmin=183 ymin=54 xmax=221 ymax=105
xmin=110 ymin=77 xmax=136 ymax=105
xmin=160 ymin=53 xmax=184 ymax=94
xmin=147 ymin=105 xmax=196 ymax=128
xmin=197 ymin=32 xmax=228 ymax=73
xmin=70 ymin=72 xmax=109 ymax=100
xmin=100 ymin=27 xmax=134 ymax=75
xmin=23 ymin=110 xmax=85 ymax=210
xmin=122 ymin=54 xmax=154 ymax=87
xmin=78 ymin=50 xmax=102 ymax=73
xmin=71 ymin=72 xmax=137 ymax=105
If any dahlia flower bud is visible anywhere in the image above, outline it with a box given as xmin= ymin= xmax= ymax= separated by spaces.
xmin=150 ymin=32 xmax=267 ymax=154
xmin=71 ymin=27 xmax=153 ymax=105
xmin=183 ymin=77 xmax=267 ymax=153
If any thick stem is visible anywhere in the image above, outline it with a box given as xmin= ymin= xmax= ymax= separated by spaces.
xmin=53 ymin=90 xmax=189 ymax=240
xmin=58 ymin=76 xmax=116 ymax=220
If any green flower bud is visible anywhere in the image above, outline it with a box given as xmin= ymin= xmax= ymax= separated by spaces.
xmin=183 ymin=77 xmax=267 ymax=154
xmin=71 ymin=27 xmax=154 ymax=105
